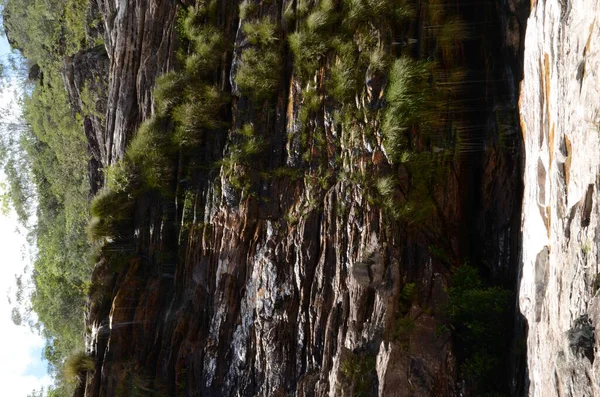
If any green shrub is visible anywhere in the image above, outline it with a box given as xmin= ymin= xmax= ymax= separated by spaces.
xmin=393 ymin=316 xmax=415 ymax=347
xmin=339 ymin=352 xmax=377 ymax=397
xmin=89 ymin=189 xmax=131 ymax=220
xmin=243 ymin=19 xmax=278 ymax=46
xmin=239 ymin=0 xmax=259 ymax=20
xmin=306 ymin=1 xmax=336 ymax=32
xmin=449 ymin=264 xmax=513 ymax=393
xmin=116 ymin=363 xmax=157 ymax=397
xmin=236 ymin=47 xmax=282 ymax=102
xmin=88 ymin=189 xmax=133 ymax=242
xmin=376 ymin=175 xmax=401 ymax=218
xmin=153 ymin=72 xmax=188 ymax=116
xmin=235 ymin=17 xmax=282 ymax=102
xmin=436 ymin=18 xmax=467 ymax=63
xmin=298 ymin=83 xmax=322 ymax=124
xmin=181 ymin=0 xmax=218 ymax=36
xmin=400 ymin=282 xmax=416 ymax=305
xmin=126 ymin=117 xmax=174 ymax=190
xmin=328 ymin=41 xmax=359 ymax=104
xmin=104 ymin=161 xmax=139 ymax=193
xmin=63 ymin=351 xmax=95 ymax=385
xmin=221 ymin=124 xmax=264 ymax=192
xmin=235 ymin=18 xmax=282 ymax=102
xmin=172 ymin=84 xmax=226 ymax=146
xmin=345 ymin=0 xmax=414 ymax=29
xmin=289 ymin=31 xmax=329 ymax=79
xmin=382 ymin=57 xmax=434 ymax=159
xmin=368 ymin=46 xmax=390 ymax=73
xmin=185 ymin=26 xmax=226 ymax=78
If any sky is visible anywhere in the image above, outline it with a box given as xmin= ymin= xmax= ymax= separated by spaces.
xmin=0 ymin=204 xmax=53 ymax=396
xmin=0 ymin=28 xmax=54 ymax=396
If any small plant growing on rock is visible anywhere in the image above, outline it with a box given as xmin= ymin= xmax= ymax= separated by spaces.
xmin=221 ymin=124 xmax=264 ymax=193
xmin=63 ymin=351 xmax=95 ymax=385
xmin=236 ymin=18 xmax=282 ymax=102
xmin=339 ymin=352 xmax=377 ymax=397
xmin=88 ymin=188 xmax=134 ymax=243
xmin=393 ymin=316 xmax=415 ymax=350
xmin=448 ymin=264 xmax=513 ymax=394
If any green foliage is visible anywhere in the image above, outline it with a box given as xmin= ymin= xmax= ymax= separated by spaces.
xmin=88 ymin=189 xmax=134 ymax=242
xmin=449 ymin=264 xmax=513 ymax=394
xmin=154 ymin=72 xmax=188 ymax=116
xmin=328 ymin=41 xmax=359 ymax=104
xmin=393 ymin=316 xmax=415 ymax=348
xmin=3 ymin=71 xmax=93 ymax=385
xmin=436 ymin=18 xmax=467 ymax=63
xmin=80 ymin=82 xmax=106 ymax=121
xmin=63 ymin=351 xmax=95 ymax=385
xmin=288 ymin=31 xmax=328 ymax=79
xmin=4 ymin=0 xmax=91 ymax=69
xmin=298 ymin=82 xmax=322 ymax=124
xmin=305 ymin=0 xmax=337 ymax=32
xmin=236 ymin=47 xmax=281 ymax=102
xmin=126 ymin=117 xmax=174 ymax=190
xmin=243 ymin=19 xmax=278 ymax=46
xmin=339 ymin=352 xmax=377 ymax=397
xmin=368 ymin=46 xmax=389 ymax=73
xmin=222 ymin=124 xmax=264 ymax=192
xmin=185 ymin=26 xmax=226 ymax=78
xmin=236 ymin=18 xmax=282 ymax=102
xmin=376 ymin=175 xmax=399 ymax=215
xmin=172 ymin=84 xmax=226 ymax=146
xmin=382 ymin=57 xmax=435 ymax=159
xmin=239 ymin=0 xmax=259 ymax=20
xmin=344 ymin=0 xmax=414 ymax=28
xmin=104 ymin=160 xmax=139 ymax=193
xmin=400 ymin=282 xmax=416 ymax=307
xmin=0 ymin=156 xmax=33 ymax=223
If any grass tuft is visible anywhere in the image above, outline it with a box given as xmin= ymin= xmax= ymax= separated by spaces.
xmin=63 ymin=351 xmax=95 ymax=385
xmin=243 ymin=18 xmax=278 ymax=46
xmin=236 ymin=48 xmax=282 ymax=102
xmin=126 ymin=117 xmax=174 ymax=190
xmin=153 ymin=72 xmax=188 ymax=116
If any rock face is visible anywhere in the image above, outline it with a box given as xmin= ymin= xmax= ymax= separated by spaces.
xmin=518 ymin=0 xmax=600 ymax=394
xmin=96 ymin=0 xmax=179 ymax=164
xmin=81 ymin=0 xmax=529 ymax=396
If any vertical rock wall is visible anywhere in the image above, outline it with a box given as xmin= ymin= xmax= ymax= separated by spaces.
xmin=519 ymin=0 xmax=600 ymax=394
xmin=81 ymin=0 xmax=528 ymax=395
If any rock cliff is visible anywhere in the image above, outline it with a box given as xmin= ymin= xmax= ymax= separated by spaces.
xmin=78 ymin=0 xmax=530 ymax=395
xmin=519 ymin=0 xmax=600 ymax=395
